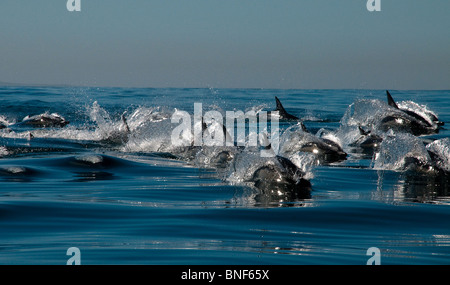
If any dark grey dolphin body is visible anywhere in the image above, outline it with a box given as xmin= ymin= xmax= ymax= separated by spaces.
xmin=251 ymin=155 xmax=311 ymax=197
xmin=169 ymin=116 xmax=240 ymax=163
xmin=387 ymin=91 xmax=444 ymax=127
xmin=352 ymin=126 xmax=383 ymax=149
xmin=18 ymin=113 xmax=69 ymax=128
xmin=379 ymin=115 xmax=430 ymax=136
xmin=426 ymin=151 xmax=450 ymax=176
xmin=209 ymin=149 xmax=236 ymax=168
xmin=270 ymin=98 xmax=347 ymax=163
xmin=383 ymin=91 xmax=443 ymax=136
xmin=295 ymin=124 xmax=347 ymax=163
xmin=300 ymin=138 xmax=347 ymax=163
xmin=401 ymin=142 xmax=449 ymax=176
xmin=425 ymin=139 xmax=450 ymax=176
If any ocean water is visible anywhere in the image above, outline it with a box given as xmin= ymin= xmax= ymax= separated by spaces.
xmin=0 ymin=86 xmax=449 ymax=265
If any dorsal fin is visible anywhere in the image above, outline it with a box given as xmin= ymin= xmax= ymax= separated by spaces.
xmin=222 ymin=123 xmax=233 ymax=144
xmin=358 ymin=125 xmax=369 ymax=136
xmin=275 ymin=96 xmax=288 ymax=115
xmin=121 ymin=114 xmax=130 ymax=134
xmin=202 ymin=116 xmax=233 ymax=145
xmin=299 ymin=121 xmax=309 ymax=133
xmin=201 ymin=117 xmax=207 ymax=132
xmin=386 ymin=90 xmax=399 ymax=109
xmin=275 ymin=97 xmax=299 ymax=120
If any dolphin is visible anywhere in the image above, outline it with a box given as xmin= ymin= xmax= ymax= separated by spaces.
xmin=401 ymin=151 xmax=450 ymax=176
xmin=297 ymin=139 xmax=347 ymax=163
xmin=168 ymin=116 xmax=239 ymax=163
xmin=201 ymin=116 xmax=234 ymax=145
xmin=379 ymin=113 xmax=433 ymax=136
xmin=210 ymin=150 xmax=235 ymax=167
xmin=251 ymin=155 xmax=311 ymax=196
xmin=200 ymin=118 xmax=244 ymax=167
xmin=18 ymin=113 xmax=69 ymax=128
xmin=352 ymin=126 xmax=383 ymax=149
xmin=274 ymin=97 xmax=299 ymax=121
xmin=425 ymin=138 xmax=450 ymax=175
xmin=281 ymin=123 xmax=347 ymax=163
xmin=426 ymin=151 xmax=450 ymax=175
xmin=385 ymin=90 xmax=443 ymax=135
xmin=386 ymin=137 xmax=450 ymax=175
xmin=387 ymin=90 xmax=444 ymax=127
xmin=100 ymin=114 xmax=131 ymax=145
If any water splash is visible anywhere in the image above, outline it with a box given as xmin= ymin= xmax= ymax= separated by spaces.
xmin=426 ymin=138 xmax=450 ymax=173
xmin=372 ymin=133 xmax=431 ymax=171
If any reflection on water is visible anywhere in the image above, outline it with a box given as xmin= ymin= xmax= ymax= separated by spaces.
xmin=400 ymin=172 xmax=450 ymax=204
xmin=71 ymin=171 xmax=115 ymax=182
xmin=227 ymin=184 xmax=315 ymax=209
xmin=375 ymin=169 xmax=450 ymax=205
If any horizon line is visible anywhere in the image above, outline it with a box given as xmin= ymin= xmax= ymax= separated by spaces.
xmin=1 ymin=81 xmax=449 ymax=91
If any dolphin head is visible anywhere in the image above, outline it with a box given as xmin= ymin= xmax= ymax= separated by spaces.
xmin=251 ymin=155 xmax=311 ymax=197
xmin=403 ymin=156 xmax=436 ymax=174
xmin=210 ymin=150 xmax=235 ymax=168
xmin=356 ymin=126 xmax=383 ymax=149
xmin=299 ymin=139 xmax=347 ymax=163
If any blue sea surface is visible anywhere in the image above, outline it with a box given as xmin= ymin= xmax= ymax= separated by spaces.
xmin=0 ymin=87 xmax=449 ymax=265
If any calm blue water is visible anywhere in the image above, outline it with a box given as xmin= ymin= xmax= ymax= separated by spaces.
xmin=0 ymin=87 xmax=450 ymax=265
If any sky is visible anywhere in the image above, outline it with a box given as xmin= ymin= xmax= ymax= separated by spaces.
xmin=0 ymin=0 xmax=449 ymax=89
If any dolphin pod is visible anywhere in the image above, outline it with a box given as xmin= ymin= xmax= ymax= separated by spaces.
xmin=269 ymin=93 xmax=446 ymax=190
xmin=0 ymin=92 xmax=447 ymax=198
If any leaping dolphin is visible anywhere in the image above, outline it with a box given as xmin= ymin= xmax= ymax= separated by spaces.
xmin=297 ymin=139 xmax=347 ymax=163
xmin=281 ymin=122 xmax=347 ymax=163
xmin=18 ymin=113 xmax=69 ymax=128
xmin=385 ymin=90 xmax=444 ymax=135
xmin=353 ymin=126 xmax=383 ymax=149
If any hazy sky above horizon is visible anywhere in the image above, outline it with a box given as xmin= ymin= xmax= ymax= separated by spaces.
xmin=0 ymin=1 xmax=449 ymax=89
